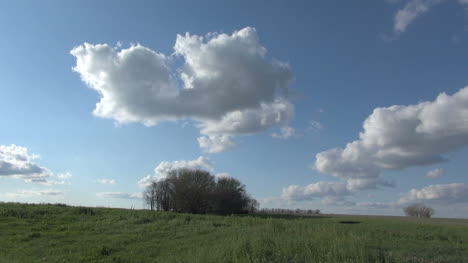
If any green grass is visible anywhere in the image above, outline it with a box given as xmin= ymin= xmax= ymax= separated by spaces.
xmin=0 ymin=203 xmax=467 ymax=262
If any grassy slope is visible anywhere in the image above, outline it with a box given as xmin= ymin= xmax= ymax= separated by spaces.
xmin=0 ymin=203 xmax=467 ymax=263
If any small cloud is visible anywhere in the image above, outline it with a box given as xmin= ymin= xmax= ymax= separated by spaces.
xmin=96 ymin=179 xmax=116 ymax=184
xmin=138 ymin=156 xmax=214 ymax=187
xmin=7 ymin=189 xmax=64 ymax=198
xmin=426 ymin=168 xmax=443 ymax=178
xmin=282 ymin=182 xmax=351 ymax=201
xmin=198 ymin=135 xmax=236 ymax=153
xmin=96 ymin=192 xmax=142 ymax=199
xmin=272 ymin=126 xmax=295 ymax=139
xmin=215 ymin=172 xmax=230 ymax=179
xmin=393 ymin=0 xmax=440 ymax=34
xmin=57 ymin=172 xmax=73 ymax=179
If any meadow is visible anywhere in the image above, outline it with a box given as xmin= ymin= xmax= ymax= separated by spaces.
xmin=0 ymin=203 xmax=467 ymax=263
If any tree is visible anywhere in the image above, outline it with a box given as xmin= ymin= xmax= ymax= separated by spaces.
xmin=167 ymin=169 xmax=215 ymax=214
xmin=143 ymin=168 xmax=258 ymax=215
xmin=212 ymin=177 xmax=248 ymax=215
xmin=403 ymin=203 xmax=434 ymax=218
xmin=245 ymin=196 xmax=259 ymax=214
xmin=143 ymin=181 xmax=158 ymax=210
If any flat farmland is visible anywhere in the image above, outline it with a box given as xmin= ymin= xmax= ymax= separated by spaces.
xmin=0 ymin=203 xmax=467 ymax=263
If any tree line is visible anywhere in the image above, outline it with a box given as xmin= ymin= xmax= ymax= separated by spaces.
xmin=258 ymin=208 xmax=321 ymax=215
xmin=143 ymin=168 xmax=259 ymax=215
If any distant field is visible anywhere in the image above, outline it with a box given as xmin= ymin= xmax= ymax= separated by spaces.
xmin=0 ymin=203 xmax=467 ymax=263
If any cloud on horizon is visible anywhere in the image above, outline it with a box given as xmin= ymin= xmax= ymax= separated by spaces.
xmin=398 ymin=183 xmax=468 ymax=204
xmin=96 ymin=192 xmax=142 ymax=199
xmin=6 ymin=189 xmax=65 ymax=198
xmin=138 ymin=156 xmax=214 ymax=187
xmin=0 ymin=145 xmax=71 ymax=186
xmin=281 ymin=87 xmax=468 ymax=202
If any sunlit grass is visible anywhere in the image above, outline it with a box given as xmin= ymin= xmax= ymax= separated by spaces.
xmin=0 ymin=203 xmax=467 ymax=262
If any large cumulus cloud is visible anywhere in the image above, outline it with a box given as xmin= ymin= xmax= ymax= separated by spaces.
xmin=312 ymin=87 xmax=468 ymax=191
xmin=71 ymin=27 xmax=294 ymax=153
xmin=282 ymin=87 xmax=468 ymax=202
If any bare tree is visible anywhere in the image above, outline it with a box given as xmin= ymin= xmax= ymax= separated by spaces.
xmin=403 ymin=203 xmax=434 ymax=218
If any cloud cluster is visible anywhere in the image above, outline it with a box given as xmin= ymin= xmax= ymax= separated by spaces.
xmin=398 ymin=183 xmax=468 ymax=204
xmin=71 ymin=27 xmax=294 ymax=153
xmin=96 ymin=192 xmax=142 ymax=199
xmin=312 ymin=87 xmax=468 ymax=191
xmin=138 ymin=156 xmax=213 ymax=187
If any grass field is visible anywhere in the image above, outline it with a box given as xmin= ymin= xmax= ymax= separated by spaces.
xmin=0 ymin=203 xmax=467 ymax=263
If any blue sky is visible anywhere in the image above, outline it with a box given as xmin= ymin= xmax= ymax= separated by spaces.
xmin=1 ymin=0 xmax=468 ymax=217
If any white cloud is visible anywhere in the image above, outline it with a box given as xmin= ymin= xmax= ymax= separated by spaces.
xmin=196 ymin=97 xmax=293 ymax=136
xmin=198 ymin=135 xmax=236 ymax=153
xmin=96 ymin=179 xmax=116 ymax=184
xmin=0 ymin=145 xmax=72 ymax=186
xmin=426 ymin=168 xmax=443 ymax=178
xmin=138 ymin=156 xmax=214 ymax=187
xmin=390 ymin=0 xmax=468 ymax=36
xmin=313 ymin=87 xmax=468 ymax=190
xmin=393 ymin=0 xmax=441 ymax=34
xmin=215 ymin=172 xmax=230 ymax=179
xmin=57 ymin=172 xmax=73 ymax=179
xmin=282 ymin=182 xmax=351 ymax=201
xmin=7 ymin=189 xmax=64 ymax=198
xmin=0 ymin=145 xmax=51 ymax=183
xmin=71 ymin=28 xmax=294 ymax=152
xmin=272 ymin=126 xmax=295 ymax=139
xmin=96 ymin=192 xmax=142 ymax=199
xmin=398 ymin=183 xmax=468 ymax=204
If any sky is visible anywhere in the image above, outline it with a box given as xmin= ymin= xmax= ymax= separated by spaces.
xmin=1 ymin=0 xmax=468 ymax=218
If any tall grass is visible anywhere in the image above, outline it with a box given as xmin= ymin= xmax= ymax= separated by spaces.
xmin=0 ymin=203 xmax=467 ymax=262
